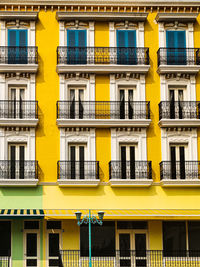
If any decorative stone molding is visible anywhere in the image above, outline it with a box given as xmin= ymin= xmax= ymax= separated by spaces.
xmin=0 ymin=11 xmax=38 ymax=21
xmin=156 ymin=13 xmax=198 ymax=23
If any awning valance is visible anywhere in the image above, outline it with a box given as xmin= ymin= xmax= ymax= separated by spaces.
xmin=0 ymin=209 xmax=44 ymax=219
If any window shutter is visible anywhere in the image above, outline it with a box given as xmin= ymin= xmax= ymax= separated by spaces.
xmin=177 ymin=31 xmax=186 ymax=48
xmin=117 ymin=30 xmax=125 ymax=47
xmin=67 ymin=30 xmax=76 ymax=47
xmin=8 ymin=30 xmax=17 ymax=46
xmin=127 ymin=30 xmax=136 ymax=47
xmin=166 ymin=31 xmax=175 ymax=48
xmin=19 ymin=30 xmax=27 ymax=47
xmin=77 ymin=30 xmax=86 ymax=47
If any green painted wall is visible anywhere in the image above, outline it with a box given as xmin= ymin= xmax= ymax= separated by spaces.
xmin=12 ymin=220 xmax=23 ymax=267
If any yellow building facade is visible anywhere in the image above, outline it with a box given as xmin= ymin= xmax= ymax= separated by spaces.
xmin=1 ymin=0 xmax=200 ymax=266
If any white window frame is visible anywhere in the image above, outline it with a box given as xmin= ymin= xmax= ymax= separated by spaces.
xmin=60 ymin=128 xmax=96 ymax=161
xmin=46 ymin=229 xmax=62 ymax=267
xmin=161 ymin=128 xmax=198 ymax=161
xmin=68 ymin=143 xmax=87 ymax=160
xmin=111 ymin=128 xmax=147 ymax=161
xmin=110 ymin=74 xmax=146 ymax=102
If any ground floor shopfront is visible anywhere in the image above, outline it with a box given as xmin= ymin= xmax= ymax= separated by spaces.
xmin=1 ymin=211 xmax=200 ymax=267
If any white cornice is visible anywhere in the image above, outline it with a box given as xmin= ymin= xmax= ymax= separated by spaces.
xmin=157 ymin=65 xmax=200 ymax=75
xmin=0 ymin=11 xmax=38 ymax=20
xmin=0 ymin=119 xmax=39 ymax=127
xmin=156 ymin=13 xmax=198 ymax=22
xmin=56 ymin=11 xmax=148 ymax=21
xmin=0 ymin=65 xmax=38 ymax=74
xmin=158 ymin=119 xmax=200 ymax=128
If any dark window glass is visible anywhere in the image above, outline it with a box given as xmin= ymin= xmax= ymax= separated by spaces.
xmin=47 ymin=221 xmax=61 ymax=230
xmin=49 ymin=233 xmax=59 ymax=257
xmin=188 ymin=221 xmax=200 ymax=255
xmin=26 ymin=233 xmax=37 ymax=257
xmin=0 ymin=221 xmax=11 ymax=256
xmin=24 ymin=221 xmax=39 ymax=230
xmin=163 ymin=221 xmax=186 ymax=256
xmin=80 ymin=221 xmax=115 ymax=257
xmin=117 ymin=221 xmax=147 ymax=229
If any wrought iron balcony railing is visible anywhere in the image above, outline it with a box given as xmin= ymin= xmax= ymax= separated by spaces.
xmin=109 ymin=161 xmax=152 ymax=180
xmin=57 ymin=47 xmax=149 ymax=65
xmin=0 ymin=46 xmax=38 ymax=64
xmin=158 ymin=48 xmax=200 ymax=66
xmin=160 ymin=161 xmax=200 ymax=180
xmin=59 ymin=250 xmax=200 ymax=267
xmin=0 ymin=160 xmax=38 ymax=180
xmin=57 ymin=101 xmax=150 ymax=120
xmin=0 ymin=100 xmax=38 ymax=119
xmin=159 ymin=101 xmax=200 ymax=120
xmin=0 ymin=257 xmax=10 ymax=267
xmin=57 ymin=161 xmax=99 ymax=180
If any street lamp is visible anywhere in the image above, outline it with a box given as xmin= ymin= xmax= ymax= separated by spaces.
xmin=75 ymin=210 xmax=104 ymax=267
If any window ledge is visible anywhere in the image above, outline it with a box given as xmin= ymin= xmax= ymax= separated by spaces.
xmin=0 ymin=64 xmax=38 ymax=74
xmin=0 ymin=119 xmax=39 ymax=127
xmin=56 ymin=119 xmax=151 ymax=128
xmin=157 ymin=65 xmax=200 ymax=75
xmin=57 ymin=179 xmax=100 ymax=187
xmin=160 ymin=179 xmax=200 ymax=187
xmin=0 ymin=11 xmax=38 ymax=21
xmin=56 ymin=64 xmax=150 ymax=74
xmin=156 ymin=12 xmax=198 ymax=23
xmin=0 ymin=179 xmax=38 ymax=187
xmin=109 ymin=179 xmax=153 ymax=187
xmin=158 ymin=119 xmax=200 ymax=128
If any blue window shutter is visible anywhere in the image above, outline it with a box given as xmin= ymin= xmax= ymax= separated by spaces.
xmin=19 ymin=30 xmax=27 ymax=46
xmin=117 ymin=30 xmax=125 ymax=47
xmin=127 ymin=30 xmax=136 ymax=47
xmin=166 ymin=31 xmax=175 ymax=48
xmin=176 ymin=31 xmax=186 ymax=48
xmin=67 ymin=30 xmax=76 ymax=47
xmin=77 ymin=30 xmax=86 ymax=47
xmin=8 ymin=29 xmax=17 ymax=46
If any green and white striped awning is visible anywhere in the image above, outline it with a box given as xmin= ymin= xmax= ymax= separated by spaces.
xmin=0 ymin=209 xmax=44 ymax=219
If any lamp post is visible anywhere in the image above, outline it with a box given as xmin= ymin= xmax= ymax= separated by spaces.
xmin=75 ymin=210 xmax=104 ymax=267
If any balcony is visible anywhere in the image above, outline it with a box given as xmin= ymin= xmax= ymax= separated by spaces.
xmin=159 ymin=101 xmax=200 ymax=127
xmin=160 ymin=161 xmax=200 ymax=187
xmin=57 ymin=161 xmax=100 ymax=187
xmin=157 ymin=48 xmax=200 ymax=74
xmin=109 ymin=161 xmax=152 ymax=187
xmin=56 ymin=101 xmax=151 ymax=128
xmin=0 ymin=160 xmax=38 ymax=186
xmin=0 ymin=46 xmax=38 ymax=73
xmin=59 ymin=250 xmax=200 ymax=267
xmin=0 ymin=100 xmax=38 ymax=127
xmin=0 ymin=257 xmax=10 ymax=267
xmin=56 ymin=47 xmax=150 ymax=74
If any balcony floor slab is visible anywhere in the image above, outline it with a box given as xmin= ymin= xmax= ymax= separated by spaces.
xmin=57 ymin=179 xmax=100 ymax=187
xmin=158 ymin=119 xmax=200 ymax=127
xmin=109 ymin=179 xmax=153 ymax=187
xmin=0 ymin=64 xmax=38 ymax=73
xmin=157 ymin=65 xmax=200 ymax=74
xmin=0 ymin=179 xmax=38 ymax=187
xmin=160 ymin=180 xmax=200 ymax=187
xmin=0 ymin=119 xmax=39 ymax=127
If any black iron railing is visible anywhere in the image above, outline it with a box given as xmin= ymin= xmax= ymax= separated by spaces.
xmin=57 ymin=101 xmax=150 ymax=120
xmin=57 ymin=47 xmax=149 ymax=65
xmin=159 ymin=101 xmax=200 ymax=120
xmin=0 ymin=46 xmax=38 ymax=64
xmin=57 ymin=161 xmax=99 ymax=180
xmin=59 ymin=250 xmax=200 ymax=267
xmin=0 ymin=100 xmax=38 ymax=119
xmin=158 ymin=48 xmax=200 ymax=66
xmin=109 ymin=161 xmax=152 ymax=180
xmin=160 ymin=161 xmax=200 ymax=180
xmin=0 ymin=160 xmax=38 ymax=180
xmin=0 ymin=257 xmax=10 ymax=267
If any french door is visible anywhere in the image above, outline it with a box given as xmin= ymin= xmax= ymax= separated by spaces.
xmin=69 ymin=88 xmax=84 ymax=119
xmin=170 ymin=145 xmax=187 ymax=180
xmin=9 ymin=143 xmax=26 ymax=179
xmin=117 ymin=230 xmax=148 ymax=267
xmin=67 ymin=30 xmax=87 ymax=64
xmin=119 ymin=89 xmax=134 ymax=119
xmin=47 ymin=231 xmax=61 ymax=267
xmin=24 ymin=230 xmax=39 ymax=267
xmin=69 ymin=144 xmax=85 ymax=179
xmin=169 ymin=89 xmax=184 ymax=119
xmin=8 ymin=29 xmax=28 ymax=64
xmin=120 ymin=145 xmax=137 ymax=179
xmin=9 ymin=87 xmax=25 ymax=118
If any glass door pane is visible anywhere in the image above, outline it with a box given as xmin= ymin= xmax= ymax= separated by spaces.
xmin=119 ymin=233 xmax=131 ymax=267
xmin=26 ymin=233 xmax=37 ymax=267
xmin=135 ymin=234 xmax=147 ymax=267
xmin=49 ymin=233 xmax=60 ymax=267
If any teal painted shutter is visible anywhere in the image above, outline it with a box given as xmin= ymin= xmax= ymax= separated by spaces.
xmin=67 ymin=30 xmax=76 ymax=64
xmin=67 ymin=30 xmax=76 ymax=47
xmin=19 ymin=30 xmax=28 ymax=63
xmin=127 ymin=30 xmax=136 ymax=47
xmin=128 ymin=30 xmax=137 ymax=64
xmin=77 ymin=30 xmax=87 ymax=64
xmin=8 ymin=30 xmax=17 ymax=46
xmin=67 ymin=30 xmax=86 ymax=64
xmin=117 ymin=30 xmax=125 ymax=47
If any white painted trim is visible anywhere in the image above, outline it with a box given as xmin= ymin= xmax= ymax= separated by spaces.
xmin=57 ymin=119 xmax=151 ymax=128
xmin=111 ymin=128 xmax=147 ymax=161
xmin=109 ymin=179 xmax=152 ymax=187
xmin=160 ymin=180 xmax=200 ymax=187
xmin=161 ymin=128 xmax=197 ymax=161
xmin=159 ymin=119 xmax=200 ymax=128
xmin=0 ymin=119 xmax=38 ymax=127
xmin=57 ymin=180 xmax=100 ymax=187
xmin=0 ymin=179 xmax=38 ymax=186
xmin=46 ymin=229 xmax=63 ymax=267
xmin=157 ymin=65 xmax=200 ymax=75
xmin=23 ymin=229 xmax=40 ymax=267
xmin=56 ymin=65 xmax=150 ymax=74
xmin=0 ymin=65 xmax=38 ymax=73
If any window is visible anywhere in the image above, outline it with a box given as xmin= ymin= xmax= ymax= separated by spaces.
xmin=0 ymin=221 xmax=11 ymax=256
xmin=120 ymin=144 xmax=137 ymax=179
xmin=8 ymin=86 xmax=26 ymax=119
xmin=67 ymin=29 xmax=87 ymax=64
xmin=116 ymin=30 xmax=137 ymax=65
xmin=68 ymin=87 xmax=84 ymax=119
xmin=117 ymin=221 xmax=148 ymax=230
xmin=47 ymin=221 xmax=62 ymax=230
xmin=188 ymin=222 xmax=200 ymax=253
xmin=166 ymin=30 xmax=186 ymax=65
xmin=170 ymin=144 xmax=187 ymax=180
xmin=69 ymin=144 xmax=86 ymax=179
xmin=9 ymin=143 xmax=26 ymax=179
xmin=119 ymin=87 xmax=134 ymax=119
xmin=80 ymin=221 xmax=115 ymax=257
xmin=163 ymin=221 xmax=186 ymax=256
xmin=24 ymin=221 xmax=39 ymax=230
xmin=8 ymin=29 xmax=28 ymax=64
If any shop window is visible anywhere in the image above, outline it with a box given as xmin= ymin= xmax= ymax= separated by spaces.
xmin=0 ymin=221 xmax=11 ymax=256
